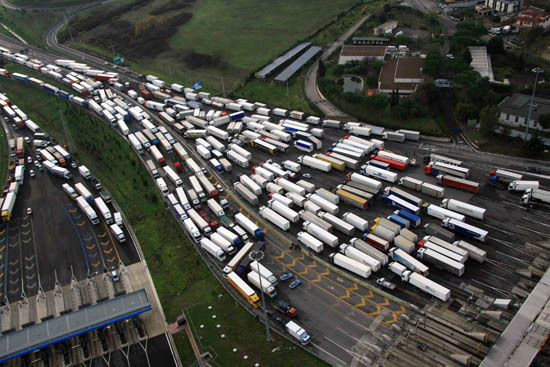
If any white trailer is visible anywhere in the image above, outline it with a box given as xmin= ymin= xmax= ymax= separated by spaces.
xmin=508 ymin=180 xmax=539 ymax=191
xmin=249 ymin=261 xmax=278 ymax=285
xmin=274 ymin=177 xmax=306 ymax=196
xmin=307 ymin=194 xmax=339 ymax=215
xmin=200 ymin=238 xmax=226 ymax=261
xmin=297 ymin=155 xmax=331 ymax=172
xmin=297 ymin=232 xmax=324 ymax=253
xmin=403 ymin=271 xmax=450 ymax=302
xmin=349 ymin=238 xmax=388 ymax=266
xmin=398 ymin=176 xmax=423 ymax=191
xmin=227 ymin=150 xmax=250 ymax=168
xmin=259 ymin=206 xmax=290 ymax=231
xmin=268 ymin=200 xmax=299 ymax=223
xmin=441 ymin=198 xmax=486 ymax=220
xmin=318 ymin=212 xmax=354 ymax=236
xmin=164 ymin=165 xmax=183 ymax=186
xmin=421 ymin=182 xmax=445 ymax=198
xmin=340 ymin=244 xmax=380 ymax=272
xmin=330 ymin=253 xmax=371 ymax=279
xmin=347 ymin=173 xmax=382 ymax=193
xmin=296 ymin=180 xmax=316 ymax=193
xmin=303 ymin=222 xmax=338 ymax=247
xmin=362 ymin=165 xmax=398 ymax=183
xmin=94 ymin=197 xmax=113 ymax=224
xmin=454 ymin=240 xmax=486 ymax=263
xmin=423 ymin=204 xmax=465 ymax=222
xmin=342 ymin=213 xmax=368 ymax=231
xmin=285 ymin=192 xmax=306 ymax=207
xmin=240 ymin=175 xmax=262 ymax=195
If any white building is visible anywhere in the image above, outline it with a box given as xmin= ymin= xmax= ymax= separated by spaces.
xmin=485 ymin=0 xmax=521 ymax=14
xmin=498 ymin=93 xmax=550 ymax=132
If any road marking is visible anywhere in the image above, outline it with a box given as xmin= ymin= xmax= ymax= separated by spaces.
xmin=86 ymin=244 xmax=95 ymax=250
xmin=340 ymin=289 xmax=351 ymax=300
xmin=97 ymin=232 xmax=106 ymax=239
xmin=104 ymin=248 xmax=113 ymax=255
xmin=101 ymin=222 xmax=120 ymax=265
xmin=311 ymin=342 xmax=348 ymax=367
xmin=76 ymin=221 xmax=85 ymax=227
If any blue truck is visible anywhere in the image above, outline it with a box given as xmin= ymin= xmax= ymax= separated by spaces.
xmin=394 ymin=209 xmax=421 ymax=228
xmin=230 ymin=111 xmax=245 ymax=121
xmin=388 ymin=214 xmax=409 ymax=229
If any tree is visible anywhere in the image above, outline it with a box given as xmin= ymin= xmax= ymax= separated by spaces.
xmin=462 ymin=48 xmax=472 ymax=65
xmin=514 ymin=53 xmax=525 ymax=72
xmin=526 ymin=26 xmax=545 ymax=43
xmin=318 ymin=59 xmax=326 ymax=77
xmin=538 ymin=113 xmax=550 ymax=130
xmin=423 ymin=43 xmax=441 ymax=77
xmin=523 ymin=133 xmax=545 ymax=157
xmin=479 ymin=105 xmax=499 ymax=136
xmin=455 ymin=103 xmax=478 ymax=122
xmin=486 ymin=37 xmax=504 ymax=54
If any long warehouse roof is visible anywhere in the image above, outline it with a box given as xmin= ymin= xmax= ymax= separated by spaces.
xmin=0 ymin=289 xmax=151 ymax=362
xmin=274 ymin=46 xmax=322 ymax=82
xmin=257 ymin=42 xmax=311 ymax=78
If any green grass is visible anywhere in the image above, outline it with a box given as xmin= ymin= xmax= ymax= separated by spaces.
xmin=0 ymin=7 xmax=63 ymax=48
xmin=0 ymin=78 xmax=328 ymax=366
xmin=234 ymin=73 xmax=318 ymax=115
xmin=10 ymin=0 xmax=97 ymax=6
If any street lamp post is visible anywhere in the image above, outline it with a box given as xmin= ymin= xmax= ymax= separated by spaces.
xmin=248 ymin=250 xmax=271 ymax=342
xmin=525 ymin=67 xmax=545 ymax=141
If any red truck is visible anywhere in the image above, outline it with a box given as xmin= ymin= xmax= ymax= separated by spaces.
xmin=436 ymin=174 xmax=478 ymax=193
xmin=174 ymin=161 xmax=182 ymax=173
xmin=370 ymin=154 xmax=406 ymax=171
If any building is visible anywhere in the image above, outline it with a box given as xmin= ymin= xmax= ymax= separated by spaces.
xmin=338 ymin=46 xmax=387 ymax=64
xmin=498 ymin=93 xmax=550 ymax=131
xmin=485 ymin=0 xmax=521 ymax=14
xmin=378 ymin=55 xmax=425 ymax=95
xmin=373 ymin=20 xmax=398 ymax=36
xmin=475 ymin=4 xmax=493 ymax=16
xmin=516 ymin=7 xmax=550 ymax=29
xmin=468 ymin=46 xmax=494 ymax=81
xmin=351 ymin=37 xmax=390 ymax=45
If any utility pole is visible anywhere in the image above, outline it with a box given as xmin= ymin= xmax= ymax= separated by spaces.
xmin=248 ymin=250 xmax=271 ymax=342
xmin=64 ymin=12 xmax=74 ymax=42
xmin=524 ymin=67 xmax=544 ymax=141
xmin=221 ymin=76 xmax=226 ymax=97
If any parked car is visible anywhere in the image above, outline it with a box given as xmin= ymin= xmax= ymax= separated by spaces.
xmin=289 ymin=279 xmax=302 ymax=289
xmin=280 ymin=272 xmax=294 ymax=281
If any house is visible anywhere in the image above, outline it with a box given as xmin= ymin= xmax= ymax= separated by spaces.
xmin=373 ymin=20 xmax=398 ymax=36
xmin=485 ymin=0 xmax=521 ymax=14
xmin=378 ymin=55 xmax=425 ymax=95
xmin=475 ymin=4 xmax=493 ymax=16
xmin=498 ymin=93 xmax=550 ymax=131
xmin=338 ymin=46 xmax=387 ymax=64
xmin=516 ymin=7 xmax=550 ymax=29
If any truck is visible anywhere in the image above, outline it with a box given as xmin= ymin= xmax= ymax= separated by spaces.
xmin=234 ymin=213 xmax=264 ymax=240
xmin=164 ymin=165 xmax=182 ymax=187
xmin=286 ymin=321 xmax=311 ymax=346
xmin=370 ymin=155 xmax=406 ymax=171
xmin=189 ymin=175 xmax=206 ymax=201
xmin=454 ymin=240 xmax=486 ymax=263
xmin=425 ymin=162 xmax=469 ymax=179
xmin=381 ymin=194 xmax=420 ymax=215
xmin=345 ymin=172 xmax=382 ymax=194
xmin=109 ymin=224 xmax=126 ymax=243
xmin=303 ymin=221 xmax=338 ymax=248
xmin=297 ymin=231 xmax=324 ymax=253
xmin=384 ymin=187 xmax=423 ymax=207
xmin=268 ymin=200 xmax=299 ymax=223
xmin=273 ymin=300 xmax=298 ymax=318
xmin=248 ymin=260 xmax=277 ymax=285
xmin=401 ymin=270 xmax=450 ymax=302
xmin=441 ymin=218 xmax=488 ymax=242
xmin=314 ymin=154 xmax=345 ymax=171
xmin=340 ymin=244 xmax=380 ymax=272
xmin=150 ymin=145 xmax=166 ymax=166
xmin=388 ymin=248 xmax=429 ymax=276
xmin=336 ymin=189 xmax=369 ymax=210
xmin=227 ymin=150 xmax=249 ymax=168
xmin=307 ymin=194 xmax=339 ymax=215
xmin=422 ymin=203 xmax=465 ymax=222
xmin=76 ymin=196 xmax=99 ymax=225
xmin=128 ymin=134 xmax=143 ymax=154
xmin=421 ymin=182 xmax=445 ymax=198
xmin=329 ymin=253 xmax=371 ymax=279
xmin=75 ymin=183 xmax=93 ymax=203
xmin=200 ymin=238 xmax=226 ymax=261
xmin=362 ymin=233 xmax=389 ymax=252
xmin=247 ymin=271 xmax=277 ymax=298
xmin=423 ymin=223 xmax=455 ymax=243
xmin=297 ymin=155 xmax=331 ymax=172
xmin=62 ymin=183 xmax=78 ymax=200
xmin=146 ymin=160 xmax=159 ymax=178
xmin=394 ymin=209 xmax=420 ymax=228
xmin=394 ymin=235 xmax=415 ymax=254
xmin=253 ymin=166 xmax=275 ymax=181
xmin=318 ymin=212 xmax=354 ymax=236
xmin=227 ymin=271 xmax=261 ymax=308
xmin=398 ymin=177 xmax=422 ymax=191
xmin=342 ymin=212 xmax=368 ymax=231
xmin=296 ymin=180 xmax=316 ymax=193
xmin=207 ymin=198 xmax=225 ymax=217
xmin=94 ymin=197 xmax=113 ymax=224
xmin=184 ymin=218 xmax=202 ymax=241
xmin=234 ymin=182 xmax=259 ymax=206
xmin=441 ymin=198 xmax=486 ymax=220
xmin=349 ymin=238 xmax=388 ymax=266
xmin=197 ymin=174 xmax=218 ymax=198
xmin=488 ymin=169 xmax=522 ymax=187
xmin=300 ymin=210 xmax=333 ymax=232
xmin=78 ymin=165 xmax=92 ymax=180
xmin=361 ymin=165 xmax=397 ymax=183
xmin=217 ymin=227 xmax=242 ymax=248
xmin=274 ymin=178 xmax=306 ymax=196
xmin=521 ymin=188 xmax=550 ymax=207
xmin=1 ymin=193 xmax=16 ymax=222
xmin=259 ymin=206 xmax=290 ymax=231
xmin=188 ymin=208 xmax=212 ymax=235
xmin=436 ymin=174 xmax=478 ymax=193
xmin=508 ymin=180 xmax=539 ymax=192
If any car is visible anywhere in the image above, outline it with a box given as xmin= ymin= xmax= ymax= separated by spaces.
xmin=110 ymin=270 xmax=120 ymax=282
xmin=34 ymin=160 xmax=39 ymax=167
xmin=302 ymin=173 xmax=312 ymax=179
xmin=202 ymin=168 xmax=208 ymax=175
xmin=216 ymin=184 xmax=224 ymax=193
xmin=26 ymin=207 xmax=32 ymax=215
xmin=37 ymin=164 xmax=43 ymax=171
xmin=24 ymin=137 xmax=30 ymax=144
xmin=27 ymin=156 xmax=32 ymax=163
xmin=29 ymin=170 xmax=35 ymax=177
xmin=71 ymin=162 xmax=77 ymax=169
xmin=280 ymin=272 xmax=294 ymax=281
xmin=417 ymin=342 xmax=428 ymax=351
xmin=289 ymin=279 xmax=301 ymax=289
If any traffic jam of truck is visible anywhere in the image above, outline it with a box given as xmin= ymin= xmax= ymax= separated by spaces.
xmin=1 ymin=43 xmax=549 ymax=363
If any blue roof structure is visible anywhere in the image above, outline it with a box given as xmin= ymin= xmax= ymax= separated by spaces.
xmin=274 ymin=46 xmax=322 ymax=82
xmin=0 ymin=289 xmax=151 ymax=362
xmin=257 ymin=42 xmax=311 ymax=79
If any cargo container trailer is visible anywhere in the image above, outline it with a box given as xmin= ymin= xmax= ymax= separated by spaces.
xmin=508 ymin=180 xmax=539 ymax=191
xmin=371 ymin=223 xmax=396 ymax=243
xmin=336 ymin=189 xmax=368 ymax=210
xmin=285 ymin=192 xmax=306 ymax=208
xmin=362 ymin=233 xmax=389 ymax=252
xmin=521 ymin=188 xmax=550 ymax=207
xmin=313 ymin=154 xmax=345 ymax=171
xmin=345 ymin=172 xmax=382 ymax=193
xmin=426 ymin=154 xmax=462 ymax=166
xmin=418 ymin=240 xmax=467 ymax=265
xmin=307 ymin=194 xmax=339 ymax=215
xmin=436 ymin=174 xmax=479 ymax=193
xmin=247 ymin=270 xmax=277 ymax=298
xmin=342 ymin=213 xmax=368 ymax=231
xmin=441 ymin=198 xmax=486 ymax=220
xmin=259 ymin=206 xmax=290 ymax=231
xmin=384 ymin=187 xmax=423 ymax=207
xmin=296 ymin=180 xmax=315 ymax=193
xmin=326 ymin=152 xmax=359 ymax=170
xmin=397 ymin=129 xmax=420 ymax=141
xmin=388 ymin=214 xmax=409 ymax=229
xmin=340 ymin=244 xmax=381 ymax=272
xmin=394 ymin=209 xmax=420 ymax=228
xmin=150 ymin=145 xmax=165 ymax=166
xmin=1 ymin=192 xmax=15 ymax=222
xmin=240 ymin=175 xmax=262 ymax=195
xmin=315 ymin=188 xmax=339 ymax=204
xmin=423 ymin=223 xmax=455 ymax=243
xmin=260 ymin=162 xmax=292 ymax=179
xmin=422 ymin=203 xmax=465 ymax=222
xmin=389 ymin=248 xmax=429 ymax=275
xmin=268 ymin=200 xmax=299 ymax=223
xmin=329 ymin=253 xmax=371 ymax=278
xmin=367 ymin=160 xmax=390 ymax=171
xmin=298 ymin=155 xmax=331 ymax=172
xmin=234 ymin=213 xmax=264 ymax=240
xmin=227 ymin=271 xmax=261 ymax=307
xmin=234 ymin=182 xmax=259 ymax=206
xmin=488 ymin=169 xmax=522 ymax=186
xmin=425 ymin=162 xmax=468 ymax=179
xmin=454 ymin=240 xmax=486 ymax=263
xmin=381 ymin=195 xmax=420 ymax=215
xmin=229 ymin=144 xmax=252 ymax=160
xmin=227 ymin=150 xmax=249 ymax=168
xmin=383 ymin=131 xmax=405 ymax=142
xmin=349 ymin=238 xmax=388 ymax=265
xmin=422 ymin=235 xmax=469 ymax=261
xmin=303 ymin=222 xmax=338 ymax=247
xmin=349 ymin=126 xmax=371 ymax=137
xmin=370 ymin=155 xmax=406 ymax=171
xmin=76 ymin=196 xmax=99 ymax=225
xmin=421 ymin=182 xmax=445 ymax=198
xmin=361 ymin=165 xmax=398 ymax=183
xmin=441 ymin=218 xmax=488 ymax=242
xmin=94 ymin=197 xmax=113 ymax=224
xmin=297 ymin=232 xmax=324 ymax=253
xmin=402 ymin=270 xmax=449 ymax=302
xmin=294 ymin=140 xmax=315 ymax=153
xmin=318 ymin=212 xmax=354 ymax=236
xmin=197 ymin=174 xmax=218 ymax=197
xmin=417 ymin=247 xmax=464 ymax=277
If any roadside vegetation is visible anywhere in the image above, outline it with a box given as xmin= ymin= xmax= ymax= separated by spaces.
xmin=0 ymin=7 xmax=62 ymax=48
xmin=10 ymin=0 xmax=97 ymax=7
xmin=0 ymin=121 xmax=8 ymax=186
xmin=0 ymin=78 xmax=327 ymax=366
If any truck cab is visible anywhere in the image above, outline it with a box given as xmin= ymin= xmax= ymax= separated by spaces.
xmin=285 ymin=321 xmax=311 ymax=345
xmin=274 ymin=300 xmax=297 ymax=318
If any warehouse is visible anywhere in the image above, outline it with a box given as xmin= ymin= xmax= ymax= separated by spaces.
xmin=338 ymin=45 xmax=387 ymax=64
xmin=377 ymin=55 xmax=425 ymax=95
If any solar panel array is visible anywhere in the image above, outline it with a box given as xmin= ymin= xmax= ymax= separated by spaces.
xmin=274 ymin=46 xmax=322 ymax=82
xmin=257 ymin=42 xmax=311 ymax=79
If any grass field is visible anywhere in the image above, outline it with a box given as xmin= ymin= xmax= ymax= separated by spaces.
xmin=10 ymin=0 xmax=97 ymax=6
xmin=0 ymin=78 xmax=328 ymax=366
xmin=0 ymin=7 xmax=62 ymax=48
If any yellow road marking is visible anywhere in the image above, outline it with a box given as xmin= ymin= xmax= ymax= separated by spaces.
xmin=101 ymin=241 xmax=110 ymax=246
xmin=86 ymin=244 xmax=95 ymax=250
xmin=0 ymin=229 xmax=5 ymax=235
xmin=0 ymin=245 xmax=4 ymax=252
xmin=91 ymin=261 xmax=100 ymax=267
xmin=369 ymin=305 xmax=381 ymax=317
xmin=340 ymin=289 xmax=351 ymax=300
xmin=102 ymin=222 xmax=120 ymax=264
xmin=98 ymin=233 xmax=107 ymax=239
xmin=76 ymin=221 xmax=85 ymax=227
xmin=104 ymin=248 xmax=113 ymax=255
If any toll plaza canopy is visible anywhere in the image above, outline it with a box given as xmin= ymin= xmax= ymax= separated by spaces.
xmin=0 ymin=289 xmax=151 ymax=362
